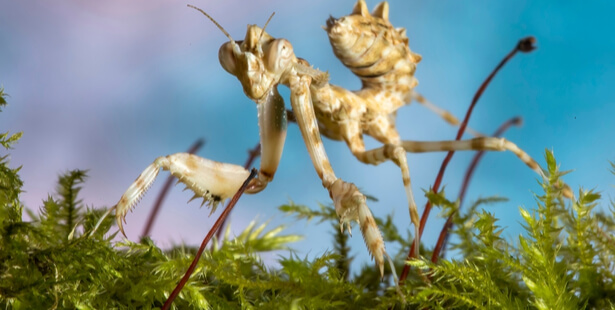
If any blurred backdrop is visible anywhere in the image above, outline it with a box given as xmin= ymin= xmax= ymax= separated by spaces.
xmin=1 ymin=0 xmax=614 ymax=270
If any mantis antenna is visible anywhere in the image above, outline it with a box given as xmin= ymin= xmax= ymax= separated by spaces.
xmin=187 ymin=4 xmax=235 ymax=43
xmin=258 ymin=12 xmax=276 ymax=42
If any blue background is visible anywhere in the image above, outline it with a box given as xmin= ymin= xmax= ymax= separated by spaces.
xmin=1 ymin=0 xmax=614 ymax=269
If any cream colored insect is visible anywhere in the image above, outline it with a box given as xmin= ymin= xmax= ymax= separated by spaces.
xmin=113 ymin=0 xmax=566 ymax=278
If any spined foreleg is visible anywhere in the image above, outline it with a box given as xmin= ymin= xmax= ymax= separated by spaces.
xmin=114 ymin=86 xmax=289 ymax=237
xmin=114 ymin=153 xmax=251 ymax=236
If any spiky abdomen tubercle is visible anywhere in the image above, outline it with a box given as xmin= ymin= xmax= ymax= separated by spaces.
xmin=326 ymin=11 xmax=421 ymax=92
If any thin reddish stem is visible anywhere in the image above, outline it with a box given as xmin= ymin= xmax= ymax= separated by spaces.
xmin=399 ymin=37 xmax=536 ymax=283
xmin=141 ymin=139 xmax=205 ymax=238
xmin=214 ymin=142 xmax=261 ymax=241
xmin=431 ymin=116 xmax=522 ymax=263
xmin=162 ymin=168 xmax=258 ymax=310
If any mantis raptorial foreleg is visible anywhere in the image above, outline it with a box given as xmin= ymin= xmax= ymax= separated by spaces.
xmin=113 ymin=9 xmax=293 ymax=236
xmin=114 ymin=153 xmax=251 ymax=236
xmin=114 ymin=90 xmax=289 ymax=237
xmin=246 ymin=87 xmax=288 ymax=193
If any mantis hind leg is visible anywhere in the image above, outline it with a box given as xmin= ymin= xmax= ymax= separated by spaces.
xmin=400 ymin=137 xmax=573 ymax=198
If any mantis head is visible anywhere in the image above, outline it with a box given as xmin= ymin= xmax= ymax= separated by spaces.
xmin=189 ymin=5 xmax=296 ymax=102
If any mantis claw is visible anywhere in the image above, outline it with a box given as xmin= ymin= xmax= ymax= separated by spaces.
xmin=114 ymin=153 xmax=250 ymax=237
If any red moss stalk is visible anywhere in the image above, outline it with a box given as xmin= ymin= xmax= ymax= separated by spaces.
xmin=399 ymin=37 xmax=537 ymax=283
xmin=214 ymin=142 xmax=261 ymax=241
xmin=431 ymin=116 xmax=522 ymax=263
xmin=162 ymin=169 xmax=258 ymax=310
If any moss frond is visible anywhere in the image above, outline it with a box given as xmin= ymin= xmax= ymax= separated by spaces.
xmin=0 ymin=88 xmax=22 ymax=150
xmin=279 ymin=201 xmax=337 ymax=223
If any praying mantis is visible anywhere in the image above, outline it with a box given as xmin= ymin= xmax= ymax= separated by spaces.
xmin=112 ymin=0 xmax=571 ymax=279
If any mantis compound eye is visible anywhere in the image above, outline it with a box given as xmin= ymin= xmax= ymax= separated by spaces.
xmin=265 ymin=39 xmax=293 ymax=73
xmin=219 ymin=41 xmax=238 ymax=75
